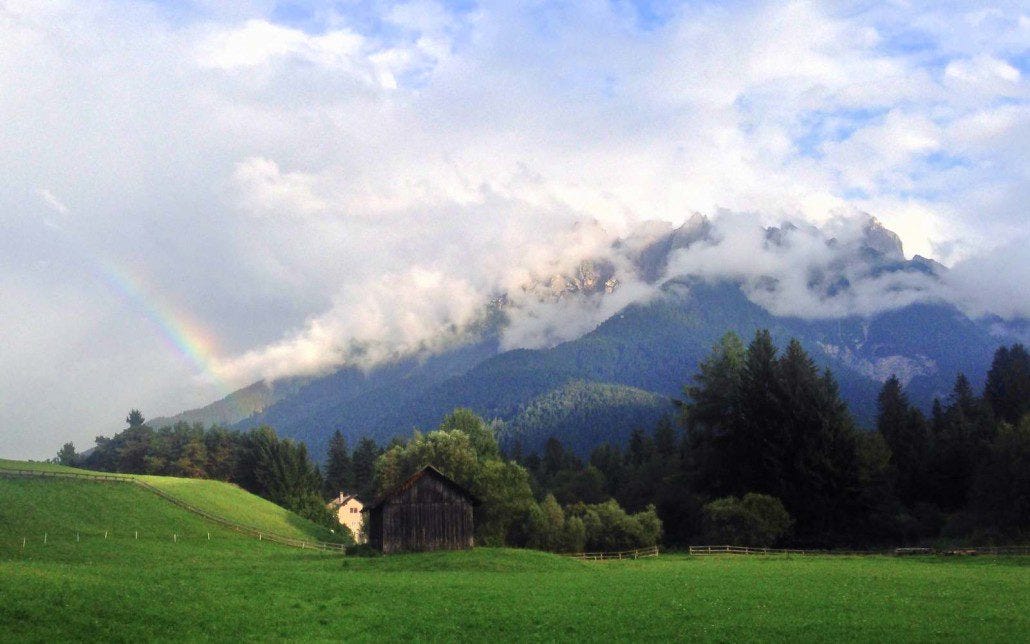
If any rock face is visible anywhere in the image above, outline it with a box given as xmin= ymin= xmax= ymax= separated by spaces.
xmin=544 ymin=260 xmax=619 ymax=298
xmin=818 ymin=342 xmax=938 ymax=386
xmin=624 ymin=213 xmax=713 ymax=282
xmin=861 ymin=216 xmax=905 ymax=261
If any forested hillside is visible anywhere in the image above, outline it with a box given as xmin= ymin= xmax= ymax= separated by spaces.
xmin=229 ymin=281 xmax=1008 ymax=457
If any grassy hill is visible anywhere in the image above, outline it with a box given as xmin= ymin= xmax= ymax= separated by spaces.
xmin=0 ymin=459 xmax=334 ymax=542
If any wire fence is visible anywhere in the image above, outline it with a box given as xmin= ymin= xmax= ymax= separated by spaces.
xmin=0 ymin=467 xmax=346 ymax=553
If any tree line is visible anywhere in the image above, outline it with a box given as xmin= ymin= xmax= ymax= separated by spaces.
xmin=55 ymin=334 xmax=1028 ymax=549
xmin=509 ymin=334 xmax=1029 ymax=547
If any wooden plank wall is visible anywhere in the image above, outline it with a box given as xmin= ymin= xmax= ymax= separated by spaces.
xmin=377 ymin=475 xmax=474 ymax=553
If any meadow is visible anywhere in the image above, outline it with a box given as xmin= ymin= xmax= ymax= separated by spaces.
xmin=1 ymin=468 xmax=1028 ymax=641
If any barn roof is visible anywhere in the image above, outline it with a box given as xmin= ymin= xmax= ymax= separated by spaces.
xmin=364 ymin=465 xmax=480 ymax=511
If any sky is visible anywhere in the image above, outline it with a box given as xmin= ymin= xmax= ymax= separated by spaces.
xmin=1 ymin=0 xmax=1027 ymax=458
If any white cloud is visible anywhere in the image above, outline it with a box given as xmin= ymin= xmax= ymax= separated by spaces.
xmin=37 ymin=188 xmax=69 ymax=215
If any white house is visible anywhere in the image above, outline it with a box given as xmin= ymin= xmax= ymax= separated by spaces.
xmin=327 ymin=492 xmax=365 ymax=543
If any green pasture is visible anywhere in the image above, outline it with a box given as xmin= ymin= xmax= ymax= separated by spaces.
xmin=1 ymin=470 xmax=1028 ymax=641
xmin=0 ymin=459 xmax=333 ymax=542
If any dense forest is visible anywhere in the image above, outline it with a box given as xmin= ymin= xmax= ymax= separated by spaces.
xmin=57 ymin=333 xmax=1029 ymax=550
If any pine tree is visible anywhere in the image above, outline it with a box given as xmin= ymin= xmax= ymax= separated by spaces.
xmin=125 ymin=409 xmax=145 ymax=428
xmin=351 ymin=437 xmax=381 ymax=501
xmin=927 ymin=374 xmax=991 ymax=511
xmin=737 ymin=329 xmax=784 ymax=496
xmin=984 ymin=344 xmax=1030 ymax=425
xmin=682 ymin=332 xmax=745 ymax=496
xmin=323 ymin=430 xmax=353 ymax=498
xmin=876 ymin=376 xmax=928 ymax=506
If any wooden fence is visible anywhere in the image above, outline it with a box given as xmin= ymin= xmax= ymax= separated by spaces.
xmin=688 ymin=544 xmax=1030 ymax=556
xmin=0 ymin=467 xmax=346 ymax=553
xmin=569 ymin=545 xmax=660 ymax=560
xmin=688 ymin=545 xmax=870 ymax=556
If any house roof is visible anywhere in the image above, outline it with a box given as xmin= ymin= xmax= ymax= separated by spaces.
xmin=364 ymin=465 xmax=480 ymax=511
xmin=326 ymin=493 xmax=361 ymax=509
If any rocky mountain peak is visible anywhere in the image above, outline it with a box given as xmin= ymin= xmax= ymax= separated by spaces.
xmin=861 ymin=216 xmax=905 ymax=261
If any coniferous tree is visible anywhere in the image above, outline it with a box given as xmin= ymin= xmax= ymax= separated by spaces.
xmin=775 ymin=341 xmax=862 ymax=543
xmin=737 ymin=330 xmax=784 ymax=497
xmin=682 ymin=332 xmax=746 ymax=496
xmin=927 ymin=374 xmax=994 ymax=511
xmin=968 ymin=416 xmax=1030 ymax=535
xmin=876 ymin=376 xmax=929 ymax=506
xmin=984 ymin=344 xmax=1030 ymax=425
xmin=323 ymin=430 xmax=353 ymax=498
xmin=351 ymin=437 xmax=381 ymax=501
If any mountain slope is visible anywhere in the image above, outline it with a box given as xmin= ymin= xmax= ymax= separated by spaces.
xmin=223 ymin=280 xmax=1011 ymax=458
xmin=155 ymin=215 xmax=1019 ymax=459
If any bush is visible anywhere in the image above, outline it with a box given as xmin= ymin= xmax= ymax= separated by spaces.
xmin=567 ymin=500 xmax=663 ymax=551
xmin=702 ymin=493 xmax=792 ymax=546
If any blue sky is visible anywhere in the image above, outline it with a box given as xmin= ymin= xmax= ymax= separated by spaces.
xmin=0 ymin=0 xmax=1027 ymax=456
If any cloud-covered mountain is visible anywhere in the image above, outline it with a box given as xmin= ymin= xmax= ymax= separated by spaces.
xmin=158 ymin=215 xmax=1020 ymax=457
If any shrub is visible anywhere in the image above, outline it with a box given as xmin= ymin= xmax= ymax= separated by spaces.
xmin=702 ymin=493 xmax=792 ymax=546
xmin=567 ymin=499 xmax=663 ymax=551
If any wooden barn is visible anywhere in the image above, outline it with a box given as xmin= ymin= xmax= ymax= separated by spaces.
xmin=363 ymin=465 xmax=479 ymax=554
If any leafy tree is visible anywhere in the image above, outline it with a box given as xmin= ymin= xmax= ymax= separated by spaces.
xmin=55 ymin=442 xmax=77 ymax=466
xmin=440 ymin=408 xmax=500 ymax=460
xmin=702 ymin=493 xmax=792 ymax=547
xmin=125 ymin=409 xmax=146 ymax=428
xmin=550 ymin=464 xmax=608 ymax=506
xmin=116 ymin=425 xmax=153 ymax=473
xmin=567 ymin=500 xmax=662 ymax=551
xmin=375 ymin=411 xmax=535 ymax=545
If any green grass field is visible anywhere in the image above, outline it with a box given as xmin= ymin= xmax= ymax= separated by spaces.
xmin=0 ymin=459 xmax=333 ymax=542
xmin=1 ymin=469 xmax=1028 ymax=641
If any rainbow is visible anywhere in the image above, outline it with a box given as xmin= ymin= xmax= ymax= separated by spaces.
xmin=39 ymin=192 xmax=244 ymax=423
xmin=93 ymin=257 xmax=242 ymax=418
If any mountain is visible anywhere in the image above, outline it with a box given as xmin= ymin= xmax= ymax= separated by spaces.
xmin=148 ymin=378 xmax=310 ymax=430
xmin=159 ymin=215 xmax=1021 ymax=458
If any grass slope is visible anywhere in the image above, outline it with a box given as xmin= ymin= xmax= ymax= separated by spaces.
xmin=2 ymin=475 xmax=1029 ymax=641
xmin=0 ymin=459 xmax=333 ymax=542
